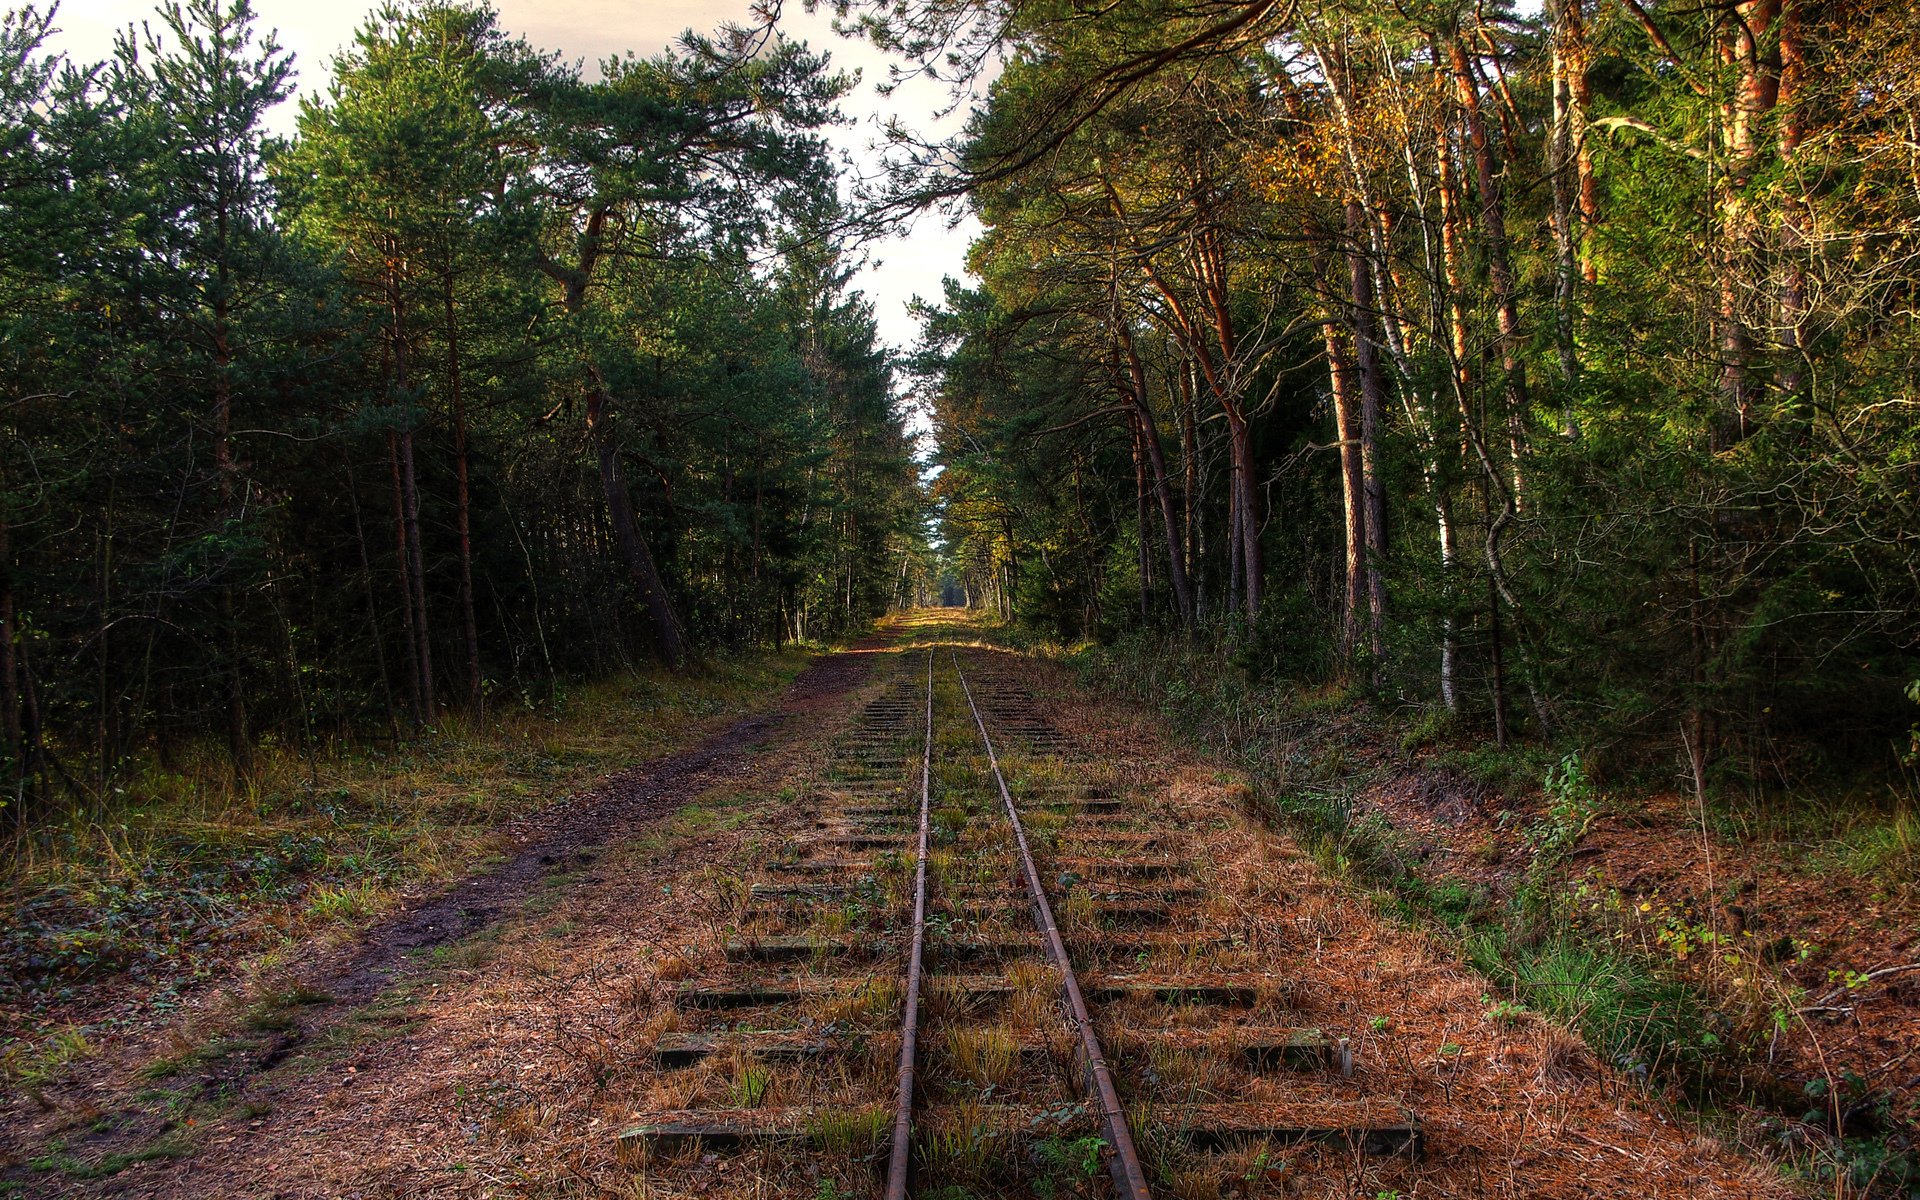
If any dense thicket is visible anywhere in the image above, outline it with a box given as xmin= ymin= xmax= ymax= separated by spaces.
xmin=897 ymin=0 xmax=1919 ymax=785
xmin=0 ymin=0 xmax=923 ymax=810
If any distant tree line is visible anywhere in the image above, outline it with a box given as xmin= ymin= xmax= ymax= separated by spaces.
xmin=894 ymin=0 xmax=1918 ymax=781
xmin=0 ymin=0 xmax=924 ymax=811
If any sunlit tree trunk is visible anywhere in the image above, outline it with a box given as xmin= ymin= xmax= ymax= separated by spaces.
xmin=1776 ymin=0 xmax=1809 ymax=412
xmin=1323 ymin=317 xmax=1367 ymax=658
xmin=1448 ymin=36 xmax=1531 ymax=507
xmin=1345 ymin=201 xmax=1389 ymax=661
xmin=1549 ymin=0 xmax=1585 ymax=426
xmin=1715 ymin=0 xmax=1781 ymax=447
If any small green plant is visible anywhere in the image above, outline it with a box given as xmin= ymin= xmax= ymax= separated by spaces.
xmin=1036 ymin=1134 xmax=1105 ymax=1180
xmin=1531 ymin=754 xmax=1602 ymax=862
xmin=1482 ymin=995 xmax=1529 ymax=1028
xmin=2 ymin=1027 xmax=93 ymax=1087
xmin=730 ymin=1062 xmax=770 ymax=1108
xmin=1367 ymin=1015 xmax=1389 ymax=1032
xmin=303 ymin=879 xmax=383 ymax=923
xmin=1242 ymin=1146 xmax=1284 ymax=1183
xmin=1905 ymin=679 xmax=1920 ymax=764
xmin=811 ymin=1106 xmax=887 ymax=1157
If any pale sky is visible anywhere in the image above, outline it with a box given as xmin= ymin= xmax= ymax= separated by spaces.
xmin=44 ymin=0 xmax=982 ymax=356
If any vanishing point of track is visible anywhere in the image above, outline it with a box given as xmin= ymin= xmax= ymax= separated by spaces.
xmin=618 ymin=637 xmax=1422 ymax=1197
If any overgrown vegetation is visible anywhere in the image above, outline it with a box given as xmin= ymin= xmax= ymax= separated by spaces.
xmin=1075 ymin=629 xmax=1920 ymax=1194
xmin=0 ymin=648 xmax=807 ymax=1037
xmin=0 ymin=0 xmax=927 ymax=827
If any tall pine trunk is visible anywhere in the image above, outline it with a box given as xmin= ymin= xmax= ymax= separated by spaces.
xmin=1228 ymin=408 xmax=1260 ymax=618
xmin=389 ymin=274 xmax=435 ymax=721
xmin=212 ymin=253 xmax=249 ymax=775
xmin=0 ymin=504 xmax=18 ymax=786
xmin=1345 ymin=201 xmax=1389 ymax=660
xmin=585 ymin=372 xmax=684 ymax=666
xmin=1131 ymin=414 xmax=1151 ymax=621
xmin=387 ymin=429 xmax=425 ymax=724
xmin=1323 ymin=319 xmax=1368 ymax=658
xmin=445 ymin=271 xmax=482 ymax=711
xmin=1776 ymin=0 xmax=1809 ymax=410
xmin=343 ymin=450 xmax=399 ymax=735
xmin=1715 ymin=0 xmax=1781 ymax=446
xmin=1449 ymin=37 xmax=1531 ymax=507
xmin=1116 ymin=313 xmax=1194 ymax=626
xmin=1549 ymin=0 xmax=1585 ymax=426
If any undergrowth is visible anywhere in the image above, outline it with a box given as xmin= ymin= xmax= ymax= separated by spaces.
xmin=0 ymin=649 xmax=811 ymax=1045
xmin=1073 ymin=628 xmax=1920 ymax=1198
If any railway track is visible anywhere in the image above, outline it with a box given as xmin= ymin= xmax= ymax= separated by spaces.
xmin=619 ymin=644 xmax=1420 ymax=1197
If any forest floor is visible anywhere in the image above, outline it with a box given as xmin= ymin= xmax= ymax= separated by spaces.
xmin=1358 ymin=748 xmax=1920 ymax=1100
xmin=0 ymin=643 xmax=862 ymax=1193
xmin=0 ymin=611 xmax=1806 ymax=1197
xmin=1076 ymin=636 xmax=1920 ymax=1196
xmin=1 ymin=650 xmax=816 ymax=1053
xmin=1346 ymin=729 xmax=1920 ymax=1176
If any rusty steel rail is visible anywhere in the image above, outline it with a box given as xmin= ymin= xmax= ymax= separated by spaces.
xmin=882 ymin=649 xmax=935 ymax=1200
xmin=953 ymin=652 xmax=1153 ymax=1200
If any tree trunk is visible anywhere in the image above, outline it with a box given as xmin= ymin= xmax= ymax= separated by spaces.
xmin=1715 ymin=0 xmax=1782 ymax=447
xmin=1449 ymin=36 xmax=1531 ymax=507
xmin=0 ymin=505 xmax=18 ymax=782
xmin=212 ymin=272 xmax=249 ymax=775
xmin=1117 ymin=318 xmax=1195 ymax=626
xmin=1180 ymin=368 xmax=1200 ymax=607
xmin=585 ymin=372 xmax=684 ymax=666
xmin=344 ymin=450 xmax=398 ymax=736
xmin=1549 ymin=0 xmax=1584 ymax=423
xmin=1776 ymin=0 xmax=1809 ymax=411
xmin=1345 ymin=201 xmax=1389 ymax=660
xmin=1226 ymin=463 xmax=1242 ymax=617
xmin=1436 ymin=485 xmax=1460 ymax=711
xmin=445 ymin=272 xmax=482 ymax=711
xmin=547 ymin=213 xmax=688 ymax=667
xmin=1131 ymin=414 xmax=1151 ymax=621
xmin=1323 ymin=321 xmax=1367 ymax=657
xmin=1227 ymin=406 xmax=1262 ymax=620
xmin=1486 ymin=482 xmax=1510 ymax=748
xmin=1566 ymin=0 xmax=1599 ymax=282
xmin=386 ymin=430 xmax=424 ymax=725
xmin=390 ymin=282 xmax=435 ymax=721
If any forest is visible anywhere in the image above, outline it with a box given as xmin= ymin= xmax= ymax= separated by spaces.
xmin=911 ymin=0 xmax=1919 ymax=787
xmin=2 ymin=0 xmax=1912 ymax=838
xmin=0 ymin=0 xmax=924 ymax=812
xmin=2 ymin=0 xmax=1920 ymax=1192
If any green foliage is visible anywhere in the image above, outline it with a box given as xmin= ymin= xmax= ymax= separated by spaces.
xmin=0 ymin=649 xmax=803 ymax=1007
xmin=1 ymin=0 xmax=921 ymax=853
xmin=1034 ymin=1134 xmax=1107 ymax=1197
xmin=1465 ymin=927 xmax=1723 ymax=1087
